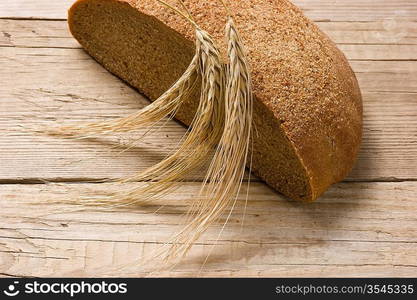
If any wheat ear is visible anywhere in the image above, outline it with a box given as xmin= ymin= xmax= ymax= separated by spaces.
xmin=41 ymin=5 xmax=201 ymax=139
xmin=76 ymin=2 xmax=225 ymax=208
xmin=44 ymin=61 xmax=199 ymax=138
xmin=164 ymin=15 xmax=253 ymax=261
xmin=102 ymin=29 xmax=224 ymax=206
xmin=42 ymin=57 xmax=200 ymax=138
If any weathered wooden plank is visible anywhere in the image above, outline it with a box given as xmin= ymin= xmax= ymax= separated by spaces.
xmin=0 ymin=0 xmax=73 ymax=20
xmin=318 ymin=21 xmax=417 ymax=45
xmin=1 ymin=46 xmax=416 ymax=181
xmin=352 ymin=60 xmax=417 ymax=93
xmin=2 ymin=93 xmax=415 ymax=182
xmin=0 ymin=45 xmax=192 ymax=181
xmin=293 ymin=0 xmax=417 ymax=22
xmin=0 ymin=181 xmax=416 ymax=277
xmin=0 ymin=20 xmax=77 ymax=48
xmin=2 ymin=19 xmax=417 ymax=59
xmin=349 ymin=92 xmax=417 ymax=181
xmin=341 ymin=44 xmax=417 ymax=60
xmin=4 ymin=47 xmax=413 ymax=94
xmin=1 ymin=0 xmax=416 ymax=22
xmin=2 ymin=19 xmax=417 ymax=48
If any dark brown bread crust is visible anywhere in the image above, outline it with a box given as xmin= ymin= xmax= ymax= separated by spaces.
xmin=68 ymin=0 xmax=363 ymax=201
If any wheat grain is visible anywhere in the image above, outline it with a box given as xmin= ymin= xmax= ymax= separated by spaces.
xmin=42 ymin=53 xmax=199 ymax=139
xmin=65 ymin=1 xmax=225 ymax=209
xmin=39 ymin=1 xmax=253 ymax=265
xmin=165 ymin=15 xmax=253 ymax=261
xmin=98 ymin=26 xmax=225 ymax=207
xmin=40 ymin=0 xmax=205 ymax=140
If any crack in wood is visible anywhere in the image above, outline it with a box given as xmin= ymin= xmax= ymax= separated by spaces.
xmin=1 ymin=234 xmax=417 ymax=246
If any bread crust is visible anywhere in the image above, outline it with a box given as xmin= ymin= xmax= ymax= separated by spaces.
xmin=68 ymin=0 xmax=363 ymax=201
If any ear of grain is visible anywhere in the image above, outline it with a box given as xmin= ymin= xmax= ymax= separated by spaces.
xmin=164 ymin=16 xmax=254 ymax=261
xmin=69 ymin=26 xmax=225 ymax=209
xmin=41 ymin=1 xmax=253 ymax=265
xmin=42 ymin=53 xmax=200 ymax=138
xmin=37 ymin=1 xmax=225 ymax=212
xmin=41 ymin=0 xmax=202 ymax=139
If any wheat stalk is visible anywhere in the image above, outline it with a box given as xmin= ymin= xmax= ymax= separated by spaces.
xmin=42 ymin=53 xmax=199 ymax=139
xmin=99 ymin=27 xmax=225 ymax=207
xmin=40 ymin=1 xmax=204 ymax=139
xmin=38 ymin=1 xmax=254 ymax=266
xmin=64 ymin=1 xmax=225 ymax=209
xmin=33 ymin=1 xmax=224 ymax=211
xmin=164 ymin=15 xmax=253 ymax=261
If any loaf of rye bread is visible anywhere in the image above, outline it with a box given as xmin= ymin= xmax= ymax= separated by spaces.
xmin=68 ymin=0 xmax=363 ymax=202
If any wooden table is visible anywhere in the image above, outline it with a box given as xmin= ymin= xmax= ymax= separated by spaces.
xmin=1 ymin=0 xmax=416 ymax=277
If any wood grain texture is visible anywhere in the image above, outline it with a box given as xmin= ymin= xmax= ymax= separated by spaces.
xmin=0 ymin=37 xmax=416 ymax=181
xmin=2 ymin=19 xmax=417 ymax=48
xmin=0 ymin=0 xmax=73 ymax=20
xmin=0 ymin=0 xmax=416 ymax=277
xmin=1 ymin=0 xmax=416 ymax=21
xmin=1 ymin=182 xmax=416 ymax=277
xmin=292 ymin=0 xmax=417 ymax=22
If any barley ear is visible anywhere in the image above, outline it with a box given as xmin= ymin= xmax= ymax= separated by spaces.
xmin=54 ymin=1 xmax=225 ymax=210
xmin=44 ymin=59 xmax=199 ymax=139
xmin=97 ymin=26 xmax=225 ymax=208
xmin=163 ymin=15 xmax=254 ymax=261
xmin=35 ymin=0 xmax=201 ymax=140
